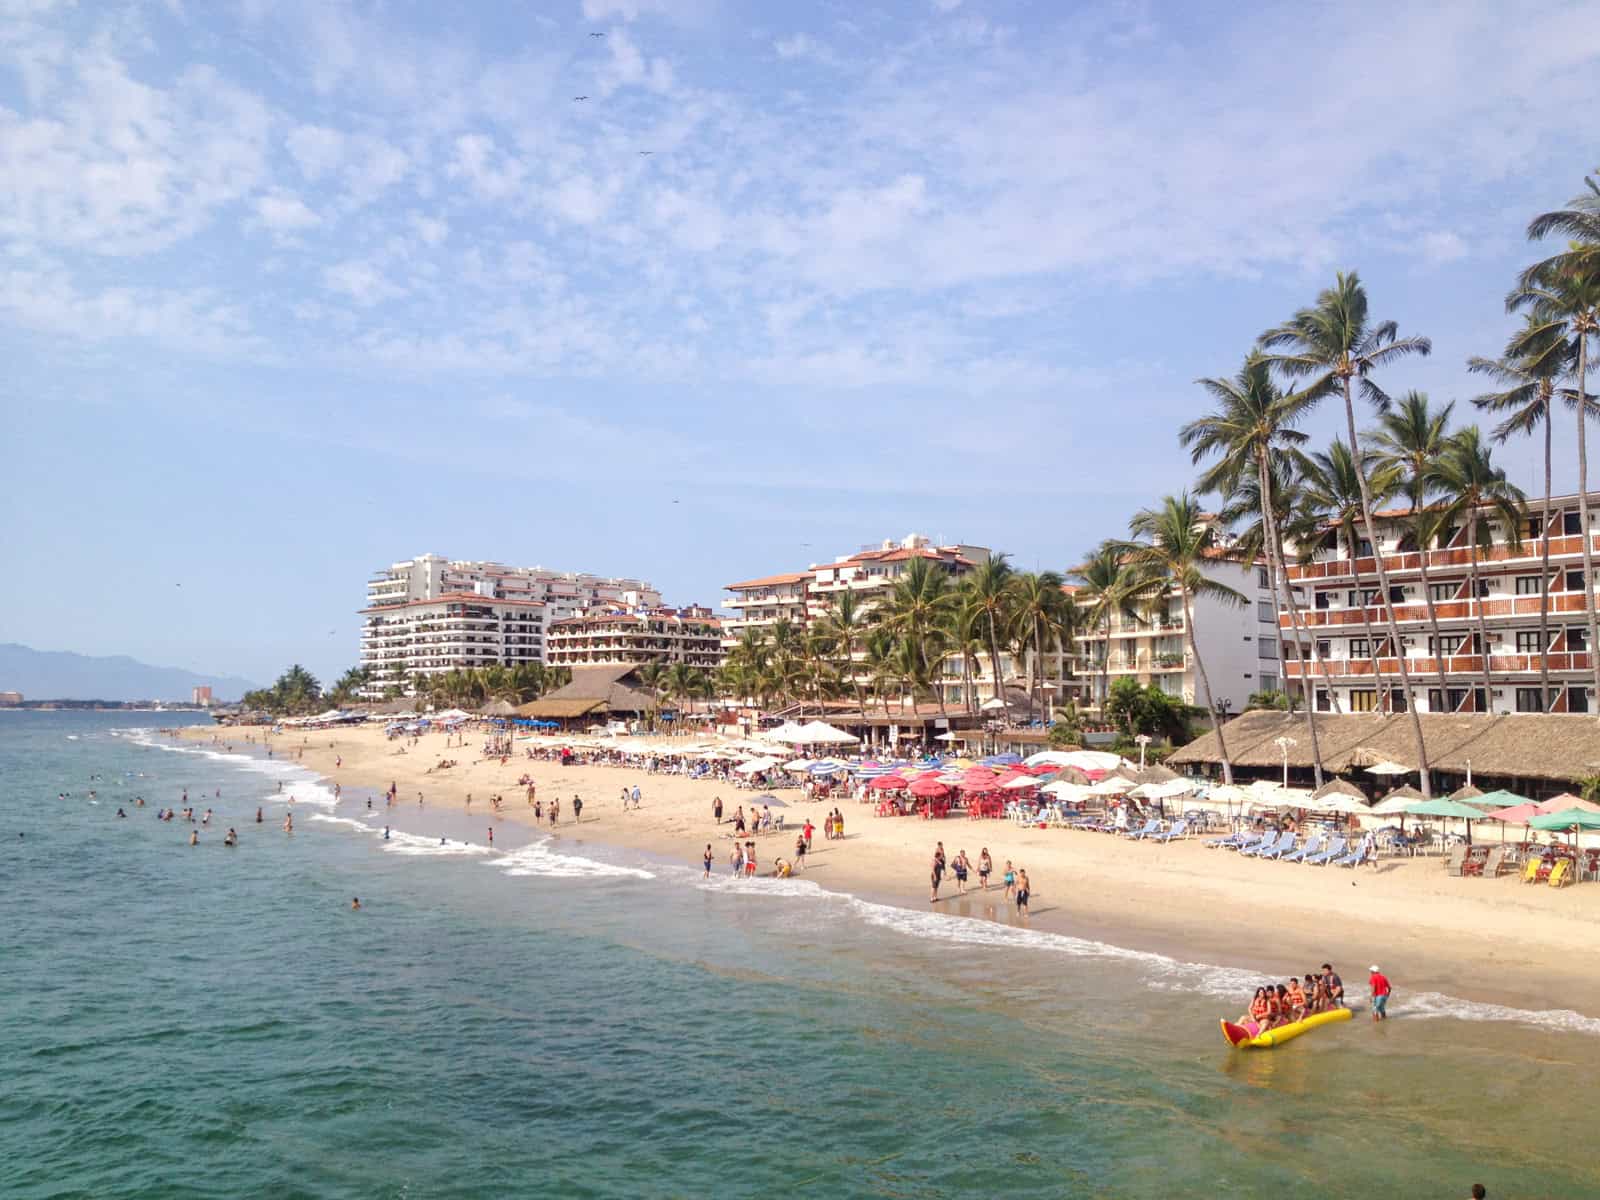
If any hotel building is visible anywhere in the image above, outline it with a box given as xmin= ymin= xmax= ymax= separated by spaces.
xmin=546 ymin=607 xmax=725 ymax=671
xmin=723 ymin=534 xmax=1085 ymax=713
xmin=1282 ymin=493 xmax=1599 ymax=715
xmin=359 ymin=554 xmax=661 ymax=697
xmin=1076 ymin=555 xmax=1289 ymax=717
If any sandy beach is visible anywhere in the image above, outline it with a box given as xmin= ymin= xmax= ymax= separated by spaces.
xmin=183 ymin=722 xmax=1600 ymax=1022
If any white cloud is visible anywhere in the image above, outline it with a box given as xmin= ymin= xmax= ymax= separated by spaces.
xmin=255 ymin=188 xmax=320 ymax=230
xmin=285 ymin=123 xmax=343 ymax=179
xmin=322 ymin=260 xmax=404 ymax=306
xmin=773 ymin=34 xmax=840 ymax=65
xmin=1418 ymin=230 xmax=1469 ymax=264
xmin=411 ymin=213 xmax=449 ymax=246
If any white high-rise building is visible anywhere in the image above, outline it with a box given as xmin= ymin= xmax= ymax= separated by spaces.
xmin=358 ymin=555 xmax=661 ymax=698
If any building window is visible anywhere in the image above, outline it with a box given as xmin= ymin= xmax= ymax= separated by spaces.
xmin=1515 ymin=687 xmax=1546 ymax=712
xmin=1258 ymin=600 xmax=1276 ymax=623
xmin=1429 ymin=582 xmax=1456 ymax=602
xmin=1429 ymin=687 xmax=1471 ymax=713
xmin=1474 ymin=578 xmax=1491 ymax=598
xmin=1569 ymin=626 xmax=1590 ymax=651
xmin=1572 ymin=689 xmax=1590 ymax=714
xmin=1349 ymin=689 xmax=1379 ymax=713
xmin=1315 ymin=639 xmax=1331 ymax=659
xmin=1515 ymin=631 xmax=1545 ymax=653
xmin=1390 ymin=585 xmax=1406 ymax=603
xmin=1315 ymin=590 xmax=1331 ymax=610
xmin=1429 ymin=634 xmax=1467 ymax=655
xmin=1567 ymin=569 xmax=1588 ymax=592
xmin=1258 ymin=637 xmax=1278 ymax=659
xmin=1515 ymin=575 xmax=1544 ymax=595
xmin=1257 ymin=568 xmax=1270 ymax=589
xmin=1349 ymin=639 xmax=1368 ymax=659
xmin=1316 ymin=690 xmax=1331 ymax=713
xmin=1526 ymin=515 xmax=1545 ymax=540
xmin=1357 ymin=538 xmax=1373 ymax=557
xmin=1564 ymin=511 xmax=1583 ymax=536
xmin=1259 ymin=674 xmax=1278 ymax=693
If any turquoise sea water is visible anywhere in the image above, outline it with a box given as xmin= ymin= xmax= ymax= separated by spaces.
xmin=4 ymin=711 xmax=1599 ymax=1198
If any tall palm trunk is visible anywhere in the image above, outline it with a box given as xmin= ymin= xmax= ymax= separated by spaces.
xmin=1180 ymin=585 xmax=1232 ymax=785
xmin=1100 ymin=612 xmax=1112 ymax=717
xmin=1539 ymin=410 xmax=1554 ymax=710
xmin=1467 ymin=516 xmax=1495 ymax=708
xmin=1575 ymin=333 xmax=1600 ymax=716
xmin=1032 ymin=618 xmax=1046 ymax=725
xmin=1258 ymin=447 xmax=1324 ymax=786
xmin=1411 ymin=527 xmax=1455 ymax=710
xmin=1347 ymin=551 xmax=1391 ymax=714
xmin=1342 ymin=374 xmax=1433 ymax=795
xmin=985 ymin=623 xmax=1006 ymax=712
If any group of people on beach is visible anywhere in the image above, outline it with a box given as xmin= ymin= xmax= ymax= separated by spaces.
xmin=929 ymin=843 xmax=1030 ymax=913
xmin=1237 ymin=964 xmax=1348 ymax=1028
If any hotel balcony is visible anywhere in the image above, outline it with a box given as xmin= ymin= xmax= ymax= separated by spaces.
xmin=1284 ymin=651 xmax=1593 ymax=678
xmin=1288 ymin=532 xmax=1600 ymax=586
xmin=1289 ymin=591 xmax=1596 ymax=630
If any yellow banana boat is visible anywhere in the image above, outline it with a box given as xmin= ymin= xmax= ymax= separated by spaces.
xmin=1221 ymin=1006 xmax=1352 ymax=1048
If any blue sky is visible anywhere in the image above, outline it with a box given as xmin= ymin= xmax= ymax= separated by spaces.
xmin=4 ymin=0 xmax=1599 ymax=684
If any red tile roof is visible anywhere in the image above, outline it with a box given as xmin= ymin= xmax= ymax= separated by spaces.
xmin=725 ymin=571 xmax=813 ymax=590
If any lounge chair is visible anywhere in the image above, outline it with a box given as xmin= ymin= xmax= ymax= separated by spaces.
xmin=1520 ymin=857 xmax=1544 ymax=883
xmin=1303 ymin=836 xmax=1347 ymax=866
xmin=1281 ymin=834 xmax=1326 ymax=864
xmin=1444 ymin=846 xmax=1467 ymax=877
xmin=1258 ymin=833 xmax=1300 ymax=861
xmin=1241 ymin=830 xmax=1292 ymax=859
xmin=1150 ymin=819 xmax=1189 ymax=843
xmin=1204 ymin=830 xmax=1250 ymax=849
xmin=1548 ymin=859 xmax=1573 ymax=888
xmin=1123 ymin=818 xmax=1162 ymax=841
xmin=1226 ymin=831 xmax=1273 ymax=854
xmin=1333 ymin=844 xmax=1369 ymax=868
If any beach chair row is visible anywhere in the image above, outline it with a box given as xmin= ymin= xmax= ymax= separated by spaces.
xmin=1203 ymin=829 xmax=1366 ymax=867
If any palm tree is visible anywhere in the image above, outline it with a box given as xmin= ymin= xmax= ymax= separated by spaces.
xmin=1469 ymin=315 xmax=1578 ymax=710
xmin=1293 ymin=440 xmax=1402 ymax=714
xmin=948 ymin=602 xmax=988 ymax=716
xmin=964 ymin=555 xmax=1016 ymax=702
xmin=1118 ymin=494 xmax=1246 ymax=784
xmin=815 ymin=591 xmax=872 ymax=723
xmin=1182 ymin=351 xmax=1325 ymax=785
xmin=862 ymin=629 xmax=899 ymax=722
xmin=1009 ymin=570 xmax=1071 ymax=725
xmin=1520 ymin=174 xmax=1600 ymax=285
xmin=1074 ymin=541 xmax=1147 ymax=717
xmin=1369 ymin=392 xmax=1458 ymax=712
xmin=1433 ymin=427 xmax=1527 ymax=707
xmin=1508 ymin=252 xmax=1600 ymax=712
xmin=876 ymin=558 xmax=960 ymax=694
xmin=1261 ymin=273 xmax=1435 ymax=794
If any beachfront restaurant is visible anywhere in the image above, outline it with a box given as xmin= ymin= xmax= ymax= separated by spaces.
xmin=1168 ymin=710 xmax=1600 ymax=802
xmin=515 ymin=664 xmax=658 ymax=731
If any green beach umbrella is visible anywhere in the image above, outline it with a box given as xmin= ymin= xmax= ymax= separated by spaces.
xmin=1528 ymin=809 xmax=1600 ymax=833
xmin=1472 ymin=788 xmax=1534 ymax=810
xmin=1405 ymin=796 xmax=1492 ymax=847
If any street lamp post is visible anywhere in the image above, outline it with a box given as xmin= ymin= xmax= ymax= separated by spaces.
xmin=1274 ymin=735 xmax=1297 ymax=789
xmin=1135 ymin=733 xmax=1152 ymax=769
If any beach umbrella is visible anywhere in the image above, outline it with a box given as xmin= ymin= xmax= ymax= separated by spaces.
xmin=1306 ymin=791 xmax=1370 ymax=815
xmin=1041 ymin=780 xmax=1092 ymax=801
xmin=981 ymin=752 xmax=1023 ymax=767
xmin=1449 ymin=784 xmax=1485 ymax=803
xmin=1002 ymin=774 xmax=1042 ymax=790
xmin=1313 ymin=778 xmax=1367 ymax=802
xmin=908 ymin=776 xmax=950 ymax=799
xmin=1406 ymin=795 xmax=1491 ymax=846
xmin=1536 ymin=794 xmax=1600 ymax=816
xmin=1371 ymin=785 xmax=1425 ymax=814
xmin=1089 ymin=774 xmax=1137 ymax=796
xmin=783 ymin=758 xmax=813 ymax=771
xmin=1365 ymin=760 xmax=1413 ymax=777
xmin=869 ymin=774 xmax=908 ymax=791
xmin=1529 ymin=809 xmax=1600 ymax=832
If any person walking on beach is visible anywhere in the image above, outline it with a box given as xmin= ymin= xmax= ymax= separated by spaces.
xmin=550 ymin=797 xmax=560 ymax=826
xmin=487 ymin=827 xmax=494 ymax=847
xmin=744 ymin=841 xmax=757 ymax=877
xmin=534 ymin=799 xmax=543 ymax=821
xmin=731 ymin=843 xmax=744 ymax=876
xmin=631 ymin=784 xmax=641 ymax=810
xmin=1015 ymin=868 xmax=1031 ymax=917
xmin=1368 ymin=965 xmax=1392 ymax=1022
xmin=978 ymin=848 xmax=992 ymax=890
xmin=930 ymin=842 xmax=946 ymax=902
xmin=794 ymin=832 xmax=807 ymax=872
xmin=573 ymin=795 xmax=583 ymax=823
xmin=703 ymin=844 xmax=714 ymax=879
xmin=713 ymin=795 xmax=723 ymax=824
xmin=620 ymin=787 xmax=629 ymax=810
xmin=803 ymin=817 xmax=815 ymax=852
xmin=952 ymin=850 xmax=970 ymax=895
xmin=1002 ymin=860 xmax=1016 ymax=900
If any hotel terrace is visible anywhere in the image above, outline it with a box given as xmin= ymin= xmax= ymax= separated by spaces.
xmin=545 ymin=608 xmax=725 ymax=671
xmin=359 ymin=554 xmax=661 ymax=697
xmin=1283 ymin=492 xmax=1599 ymax=715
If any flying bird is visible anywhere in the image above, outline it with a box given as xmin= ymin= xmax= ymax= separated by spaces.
xmin=574 ymin=95 xmax=588 ymax=101
xmin=638 ymin=150 xmax=653 ymax=156
xmin=589 ymin=31 xmax=605 ymax=37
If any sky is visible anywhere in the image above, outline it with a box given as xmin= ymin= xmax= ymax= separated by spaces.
xmin=3 ymin=0 xmax=1599 ymax=685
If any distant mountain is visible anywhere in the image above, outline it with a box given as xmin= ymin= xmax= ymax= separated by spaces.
xmin=0 ymin=643 xmax=261 ymax=703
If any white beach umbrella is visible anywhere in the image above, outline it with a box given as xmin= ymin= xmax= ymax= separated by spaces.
xmin=734 ymin=756 xmax=778 ymax=775
xmin=1090 ymin=775 xmax=1137 ymax=796
xmin=795 ymin=721 xmax=860 ymax=745
xmin=1040 ymin=781 xmax=1093 ymax=800
xmin=1364 ymin=760 xmax=1413 ymax=777
xmin=783 ymin=758 xmax=813 ymax=771
xmin=1002 ymin=774 xmax=1043 ymax=789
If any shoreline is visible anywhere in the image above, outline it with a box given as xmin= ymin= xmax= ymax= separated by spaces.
xmin=178 ymin=723 xmax=1600 ymax=1027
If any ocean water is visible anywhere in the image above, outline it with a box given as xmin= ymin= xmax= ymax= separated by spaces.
xmin=4 ymin=711 xmax=1598 ymax=1198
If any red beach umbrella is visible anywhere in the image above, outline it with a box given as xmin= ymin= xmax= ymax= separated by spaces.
xmin=869 ymin=774 xmax=908 ymax=791
xmin=908 ymin=777 xmax=950 ymax=799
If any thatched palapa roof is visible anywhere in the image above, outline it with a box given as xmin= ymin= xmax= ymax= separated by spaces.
xmin=516 ymin=666 xmax=657 ymax=721
xmin=1168 ymin=711 xmax=1600 ymax=785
